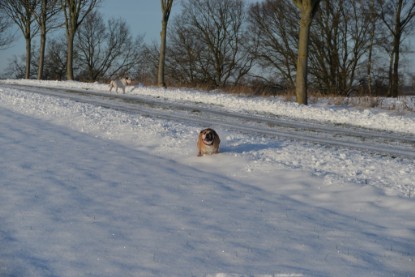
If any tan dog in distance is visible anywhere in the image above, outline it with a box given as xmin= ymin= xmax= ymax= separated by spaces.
xmin=109 ymin=77 xmax=132 ymax=94
xmin=197 ymin=128 xmax=220 ymax=156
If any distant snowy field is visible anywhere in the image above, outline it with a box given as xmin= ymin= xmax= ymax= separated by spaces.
xmin=0 ymin=79 xmax=414 ymax=276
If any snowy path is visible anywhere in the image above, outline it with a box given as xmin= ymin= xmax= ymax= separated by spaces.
xmin=1 ymin=104 xmax=415 ymax=275
xmin=5 ymin=83 xmax=415 ymax=159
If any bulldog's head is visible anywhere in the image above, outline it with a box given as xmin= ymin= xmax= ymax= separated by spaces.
xmin=197 ymin=128 xmax=220 ymax=156
xmin=200 ymin=128 xmax=216 ymax=145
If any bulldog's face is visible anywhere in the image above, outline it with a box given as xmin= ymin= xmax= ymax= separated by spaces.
xmin=200 ymin=128 xmax=216 ymax=145
xmin=197 ymin=128 xmax=220 ymax=156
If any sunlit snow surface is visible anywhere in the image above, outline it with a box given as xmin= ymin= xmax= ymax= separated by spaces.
xmin=0 ymin=80 xmax=414 ymax=276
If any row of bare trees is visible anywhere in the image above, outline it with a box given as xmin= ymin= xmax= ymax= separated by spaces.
xmin=162 ymin=0 xmax=415 ymax=98
xmin=249 ymin=0 xmax=415 ymax=97
xmin=164 ymin=0 xmax=252 ymax=87
xmin=1 ymin=0 xmax=415 ymax=100
xmin=0 ymin=0 xmax=101 ymax=80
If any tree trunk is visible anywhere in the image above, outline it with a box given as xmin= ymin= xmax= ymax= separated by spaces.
xmin=389 ymin=0 xmax=403 ymax=98
xmin=38 ymin=30 xmax=46 ymax=80
xmin=66 ymin=32 xmax=75 ymax=80
xmin=391 ymin=37 xmax=400 ymax=97
xmin=25 ymin=36 xmax=31 ymax=79
xmin=24 ymin=18 xmax=31 ymax=79
xmin=387 ymin=51 xmax=394 ymax=97
xmin=367 ymin=0 xmax=376 ymax=96
xmin=367 ymin=32 xmax=374 ymax=96
xmin=158 ymin=20 xmax=167 ymax=88
xmin=37 ymin=0 xmax=47 ymax=80
xmin=158 ymin=0 xmax=173 ymax=88
xmin=295 ymin=7 xmax=313 ymax=105
xmin=292 ymin=0 xmax=320 ymax=105
xmin=390 ymin=30 xmax=401 ymax=98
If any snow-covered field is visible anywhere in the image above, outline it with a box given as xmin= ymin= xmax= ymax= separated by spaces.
xmin=0 ymin=79 xmax=414 ymax=276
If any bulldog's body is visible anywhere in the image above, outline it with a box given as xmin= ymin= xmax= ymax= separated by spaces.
xmin=197 ymin=128 xmax=220 ymax=156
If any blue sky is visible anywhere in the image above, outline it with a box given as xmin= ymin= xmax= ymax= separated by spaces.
xmin=100 ymin=0 xmax=163 ymax=42
xmin=0 ymin=1 xmax=175 ymax=73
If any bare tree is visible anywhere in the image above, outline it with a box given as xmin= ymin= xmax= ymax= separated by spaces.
xmin=0 ymin=0 xmax=40 ymax=79
xmin=379 ymin=0 xmax=415 ymax=97
xmin=166 ymin=15 xmax=205 ymax=85
xmin=60 ymin=0 xmax=101 ymax=80
xmin=364 ymin=0 xmax=385 ymax=96
xmin=247 ymin=0 xmax=299 ymax=87
xmin=139 ymin=43 xmax=160 ymax=85
xmin=292 ymin=0 xmax=321 ymax=105
xmin=309 ymin=0 xmax=376 ymax=95
xmin=158 ymin=0 xmax=174 ymax=88
xmin=0 ymin=9 xmax=16 ymax=49
xmin=75 ymin=11 xmax=145 ymax=81
xmin=44 ymin=37 xmax=67 ymax=80
xmin=4 ymin=41 xmax=40 ymax=78
xmin=4 ymin=55 xmax=27 ymax=79
xmin=167 ymin=0 xmax=251 ymax=87
xmin=75 ymin=10 xmax=106 ymax=80
xmin=34 ymin=0 xmax=61 ymax=80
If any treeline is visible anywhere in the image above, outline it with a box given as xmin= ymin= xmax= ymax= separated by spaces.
xmin=1 ymin=0 xmax=415 ymax=97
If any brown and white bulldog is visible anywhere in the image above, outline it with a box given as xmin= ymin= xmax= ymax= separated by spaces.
xmin=109 ymin=77 xmax=132 ymax=94
xmin=197 ymin=128 xmax=220 ymax=156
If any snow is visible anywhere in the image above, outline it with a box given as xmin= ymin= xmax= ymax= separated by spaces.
xmin=0 ymin=79 xmax=414 ymax=276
